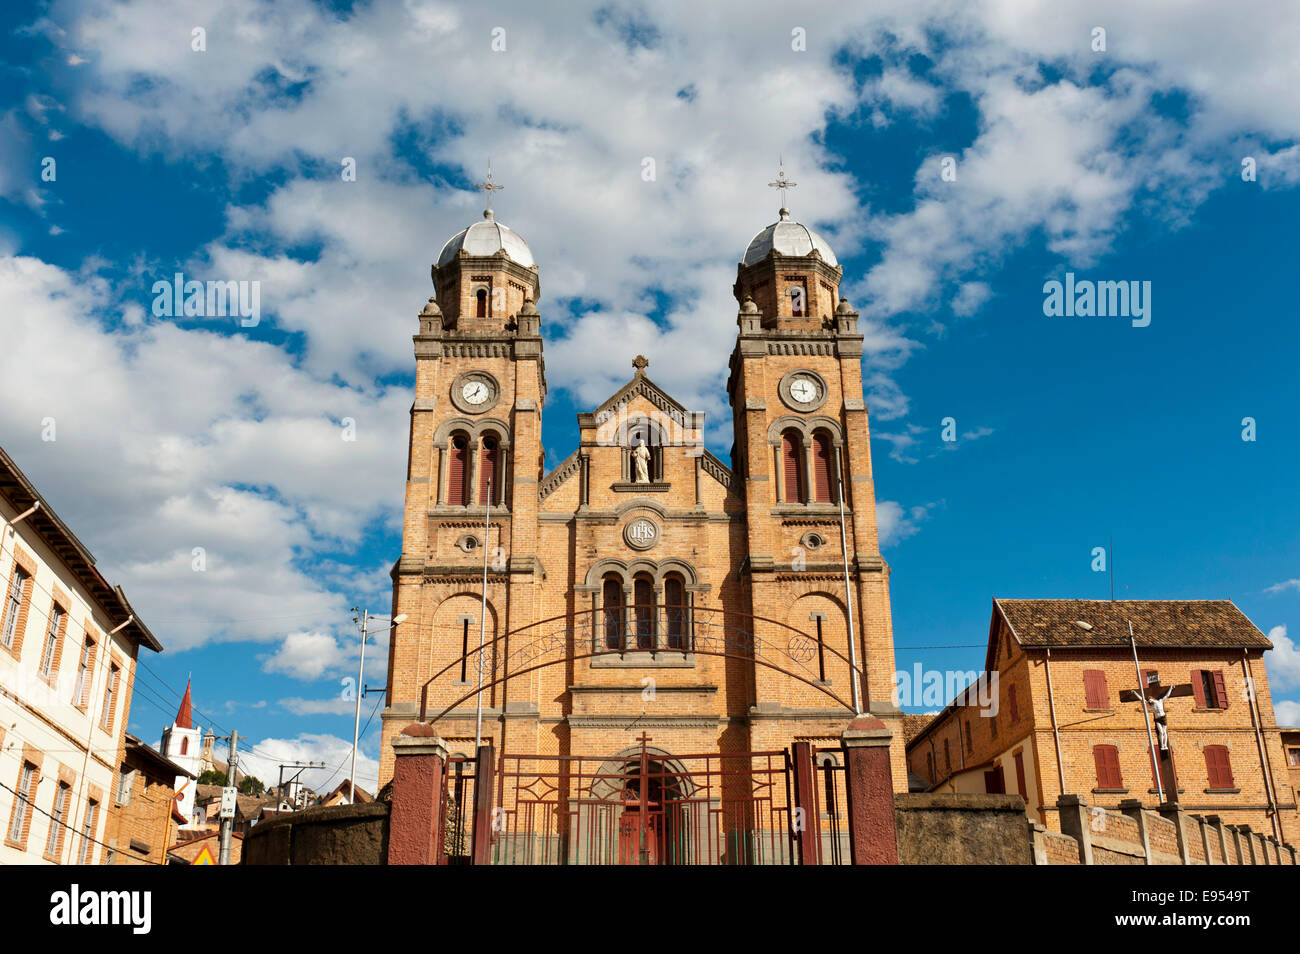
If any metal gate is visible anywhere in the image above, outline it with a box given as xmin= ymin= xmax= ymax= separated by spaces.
xmin=452 ymin=735 xmax=803 ymax=865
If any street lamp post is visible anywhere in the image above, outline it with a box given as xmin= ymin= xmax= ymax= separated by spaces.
xmin=351 ymin=610 xmax=407 ymax=804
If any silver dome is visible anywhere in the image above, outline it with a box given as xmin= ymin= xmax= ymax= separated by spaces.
xmin=742 ymin=209 xmax=837 ymax=267
xmin=437 ymin=209 xmax=535 ymax=268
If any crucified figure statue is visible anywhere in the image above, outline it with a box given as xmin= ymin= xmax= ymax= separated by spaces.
xmin=1148 ymin=684 xmax=1174 ymax=750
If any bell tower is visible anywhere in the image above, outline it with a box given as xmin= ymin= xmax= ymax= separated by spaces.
xmin=381 ymin=171 xmax=548 ymax=781
xmin=727 ymin=169 xmax=906 ymax=786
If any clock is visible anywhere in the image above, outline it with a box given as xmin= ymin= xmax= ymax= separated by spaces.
xmin=789 ymin=377 xmax=819 ymax=404
xmin=450 ymin=372 xmax=499 ymax=413
xmin=778 ymin=369 xmax=828 ymax=412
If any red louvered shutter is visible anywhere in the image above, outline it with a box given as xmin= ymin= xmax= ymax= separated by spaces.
xmin=1093 ymin=746 xmax=1109 ymax=787
xmin=1191 ymin=670 xmax=1207 ymax=708
xmin=479 ymin=438 xmax=497 ymax=505
xmin=1084 ymin=670 xmax=1106 ymax=709
xmin=1007 ymin=685 xmax=1018 ymax=722
xmin=781 ymin=432 xmax=803 ymax=503
xmin=1212 ymin=670 xmax=1229 ymax=710
xmin=1014 ymin=751 xmax=1027 ymax=799
xmin=1205 ymin=746 xmax=1234 ymax=788
xmin=447 ymin=437 xmax=468 ymax=505
xmin=811 ymin=432 xmax=832 ymax=502
xmin=1102 ymin=746 xmax=1122 ymax=788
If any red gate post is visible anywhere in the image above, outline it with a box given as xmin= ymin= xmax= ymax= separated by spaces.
xmin=840 ymin=716 xmax=899 ymax=865
xmin=790 ymin=741 xmax=819 ymax=865
xmin=470 ymin=742 xmax=496 ymax=865
xmin=387 ymin=724 xmax=449 ymax=865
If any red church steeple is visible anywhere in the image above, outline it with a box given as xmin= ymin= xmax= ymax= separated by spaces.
xmin=175 ymin=678 xmax=193 ymax=730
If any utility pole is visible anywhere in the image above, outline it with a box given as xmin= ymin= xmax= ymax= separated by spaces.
xmin=219 ymin=730 xmax=238 ymax=865
xmin=475 ymin=478 xmax=491 ymax=750
xmin=351 ymin=608 xmax=368 ymax=805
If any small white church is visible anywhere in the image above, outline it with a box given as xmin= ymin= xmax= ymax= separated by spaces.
xmin=159 ymin=680 xmax=205 ymax=828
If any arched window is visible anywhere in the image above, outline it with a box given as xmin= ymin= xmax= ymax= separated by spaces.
xmin=602 ymin=576 xmax=624 ymax=650
xmin=475 ymin=288 xmax=488 ymax=318
xmin=633 ymin=574 xmax=655 ymax=650
xmin=447 ymin=433 xmax=469 ymax=506
xmin=664 ymin=574 xmax=687 ymax=650
xmin=180 ymin=737 xmax=188 ymax=756
xmin=781 ymin=429 xmax=804 ymax=503
xmin=479 ymin=436 xmax=499 ymax=505
xmin=811 ymin=430 xmax=833 ymax=503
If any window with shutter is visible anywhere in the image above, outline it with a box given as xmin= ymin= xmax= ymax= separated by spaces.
xmin=479 ymin=437 xmax=498 ymax=505
xmin=447 ymin=435 xmax=468 ymax=506
xmin=1191 ymin=670 xmax=1208 ymax=708
xmin=475 ymin=288 xmax=488 ymax=318
xmin=1083 ymin=670 xmax=1109 ymax=709
xmin=1093 ymin=744 xmax=1122 ymax=789
xmin=602 ymin=576 xmax=624 ymax=650
xmin=1007 ymin=685 xmax=1019 ymax=722
xmin=1013 ymin=750 xmax=1027 ymax=799
xmin=2 ymin=568 xmax=29 ymax=648
xmin=1204 ymin=746 xmax=1234 ymax=789
xmin=664 ymin=575 xmax=686 ymax=650
xmin=811 ymin=431 xmax=833 ymax=503
xmin=633 ymin=575 xmax=654 ymax=650
xmin=1211 ymin=670 xmax=1229 ymax=709
xmin=781 ymin=430 xmax=804 ymax=503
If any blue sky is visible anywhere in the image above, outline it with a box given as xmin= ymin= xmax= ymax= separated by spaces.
xmin=1 ymin=0 xmax=1299 ymax=792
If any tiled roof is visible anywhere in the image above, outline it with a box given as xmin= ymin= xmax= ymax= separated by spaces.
xmin=996 ymin=599 xmax=1271 ymax=650
xmin=901 ymin=713 xmax=935 ymax=745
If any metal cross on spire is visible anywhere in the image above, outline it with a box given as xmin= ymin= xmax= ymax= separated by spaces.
xmin=768 ymin=159 xmax=797 ymax=211
xmin=475 ymin=161 xmax=504 ymax=215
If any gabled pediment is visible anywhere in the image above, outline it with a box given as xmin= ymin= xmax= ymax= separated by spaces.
xmin=579 ymin=359 xmax=699 ymax=429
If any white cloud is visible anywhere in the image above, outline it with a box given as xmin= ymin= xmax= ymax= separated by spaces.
xmin=1265 ymin=625 xmax=1300 ymax=692
xmin=951 ymin=282 xmax=992 ymax=317
xmin=1276 ymin=699 xmax=1300 ymax=727
xmin=877 ymin=501 xmax=932 ymax=547
xmin=1266 ymin=580 xmax=1300 ymax=595
xmin=261 ymin=631 xmax=350 ymax=681
xmin=222 ymin=732 xmax=379 ymax=796
xmin=280 ymin=696 xmax=354 ymax=717
xmin=3 ymin=0 xmax=1297 ymax=683
xmin=0 ymin=256 xmax=406 ymax=653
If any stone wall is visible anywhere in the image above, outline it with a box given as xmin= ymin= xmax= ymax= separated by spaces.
xmin=242 ymin=802 xmax=389 ymax=865
xmin=1048 ymin=794 xmax=1298 ymax=866
xmin=895 ymin=793 xmax=1032 ymax=864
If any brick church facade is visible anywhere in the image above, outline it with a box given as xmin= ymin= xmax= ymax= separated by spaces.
xmin=378 ymin=190 xmax=905 ymax=790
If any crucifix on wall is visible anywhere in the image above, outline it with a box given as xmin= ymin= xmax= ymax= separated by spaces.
xmin=1119 ymin=670 xmax=1194 ymax=805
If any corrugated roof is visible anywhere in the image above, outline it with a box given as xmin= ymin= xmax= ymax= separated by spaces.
xmin=996 ymin=599 xmax=1271 ymax=651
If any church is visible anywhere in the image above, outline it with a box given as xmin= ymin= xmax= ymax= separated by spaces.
xmin=378 ymin=174 xmax=906 ymax=803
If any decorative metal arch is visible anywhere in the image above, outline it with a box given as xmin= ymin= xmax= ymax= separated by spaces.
xmin=418 ymin=604 xmax=862 ymax=722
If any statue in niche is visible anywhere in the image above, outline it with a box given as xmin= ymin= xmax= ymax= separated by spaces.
xmin=632 ymin=439 xmax=651 ymax=483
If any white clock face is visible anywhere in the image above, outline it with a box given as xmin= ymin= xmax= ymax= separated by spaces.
xmin=462 ymin=381 xmax=490 ymax=405
xmin=790 ymin=377 xmax=819 ymax=404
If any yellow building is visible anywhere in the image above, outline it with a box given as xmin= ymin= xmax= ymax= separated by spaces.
xmin=906 ymin=599 xmax=1297 ymax=847
xmin=377 ymin=185 xmax=903 ymax=862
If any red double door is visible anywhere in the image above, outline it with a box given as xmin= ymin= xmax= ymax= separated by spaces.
xmin=618 ymin=802 xmax=664 ymax=865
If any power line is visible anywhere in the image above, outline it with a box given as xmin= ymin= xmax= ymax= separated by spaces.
xmin=0 ymin=778 xmax=165 ymax=866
